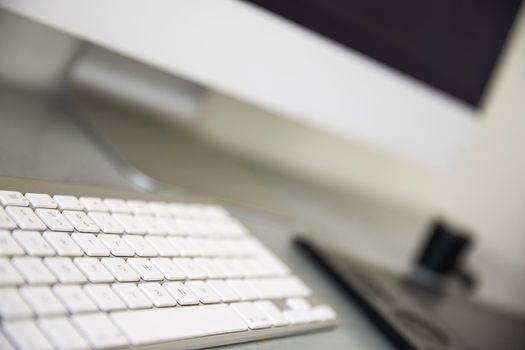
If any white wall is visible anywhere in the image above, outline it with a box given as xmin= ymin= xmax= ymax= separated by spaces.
xmin=438 ymin=8 xmax=525 ymax=309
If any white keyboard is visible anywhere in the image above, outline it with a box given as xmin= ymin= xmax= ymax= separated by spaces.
xmin=0 ymin=189 xmax=336 ymax=350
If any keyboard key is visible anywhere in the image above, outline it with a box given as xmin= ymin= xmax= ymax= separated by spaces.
xmin=72 ymin=233 xmax=110 ymax=256
xmin=84 ymin=284 xmax=126 ymax=311
xmin=110 ymin=304 xmax=248 ymax=346
xmin=0 ymin=208 xmax=17 ymax=230
xmin=282 ymin=309 xmax=311 ymax=324
xmin=74 ymin=257 xmax=114 ymax=283
xmin=218 ymin=258 xmax=247 ymax=278
xmin=0 ymin=191 xmax=29 ymax=207
xmin=151 ymin=258 xmax=186 ymax=280
xmin=195 ymin=258 xmax=228 ymax=278
xmin=12 ymin=257 xmax=57 ymax=284
xmin=53 ymin=195 xmax=83 ymax=210
xmin=253 ymin=277 xmax=311 ymax=299
xmin=166 ymin=237 xmax=200 ymax=256
xmin=175 ymin=218 xmax=203 ymax=235
xmin=145 ymin=236 xmax=179 ymax=257
xmin=229 ymin=240 xmax=255 ymax=257
xmin=149 ymin=201 xmax=172 ymax=216
xmin=185 ymin=204 xmax=212 ymax=218
xmin=285 ymin=297 xmax=311 ymax=311
xmin=191 ymin=238 xmax=222 ymax=256
xmin=135 ymin=215 xmax=169 ymax=235
xmin=248 ymin=279 xmax=271 ymax=299
xmin=169 ymin=204 xmax=195 ymax=219
xmin=258 ymin=253 xmax=290 ymax=276
xmin=127 ymin=258 xmax=163 ymax=281
xmin=139 ymin=282 xmax=176 ymax=307
xmin=3 ymin=320 xmax=53 ymax=350
xmin=25 ymin=193 xmax=57 ymax=209
xmin=310 ymin=304 xmax=337 ymax=321
xmin=19 ymin=286 xmax=67 ymax=316
xmin=230 ymin=302 xmax=272 ymax=329
xmin=237 ymin=238 xmax=266 ymax=255
xmin=104 ymin=198 xmax=131 ymax=213
xmin=223 ymin=240 xmax=246 ymax=257
xmin=5 ymin=207 xmax=46 ymax=231
xmin=279 ymin=276 xmax=311 ymax=297
xmin=227 ymin=279 xmax=260 ymax=300
xmin=0 ymin=288 xmax=34 ymax=319
xmin=165 ymin=203 xmax=186 ymax=217
xmin=62 ymin=211 xmax=99 ymax=233
xmin=79 ymin=197 xmax=108 ymax=212
xmin=243 ymin=258 xmax=270 ymax=277
xmin=72 ymin=313 xmax=128 ymax=349
xmin=186 ymin=281 xmax=221 ymax=304
xmin=35 ymin=209 xmax=74 ymax=231
xmin=43 ymin=231 xmax=83 ymax=256
xmin=98 ymin=235 xmax=134 ymax=257
xmin=206 ymin=280 xmax=241 ymax=302
xmin=225 ymin=218 xmax=249 ymax=237
xmin=112 ymin=283 xmax=152 ymax=309
xmin=159 ymin=217 xmax=187 ymax=236
xmin=12 ymin=230 xmax=55 ymax=256
xmin=255 ymin=300 xmax=290 ymax=326
xmin=173 ymin=258 xmax=207 ymax=279
xmin=0 ymin=258 xmax=24 ymax=285
xmin=104 ymin=199 xmax=131 ymax=213
xmin=113 ymin=213 xmax=147 ymax=235
xmin=122 ymin=235 xmax=157 ymax=256
xmin=44 ymin=257 xmax=87 ymax=283
xmin=163 ymin=282 xmax=199 ymax=305
xmin=207 ymin=239 xmax=233 ymax=257
xmin=102 ymin=258 xmax=140 ymax=282
xmin=181 ymin=220 xmax=208 ymax=237
xmin=0 ymin=230 xmax=24 ymax=256
xmin=53 ymin=285 xmax=98 ymax=313
xmin=88 ymin=212 xmax=124 ymax=234
xmin=232 ymin=258 xmax=256 ymax=277
xmin=126 ymin=200 xmax=152 ymax=215
xmin=38 ymin=317 xmax=90 ymax=350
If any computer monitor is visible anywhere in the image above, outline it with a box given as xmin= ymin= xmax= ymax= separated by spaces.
xmin=0 ymin=0 xmax=521 ymax=168
xmin=247 ymin=0 xmax=522 ymax=108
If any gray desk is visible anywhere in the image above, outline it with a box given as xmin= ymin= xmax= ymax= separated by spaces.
xmin=0 ymin=86 xmax=431 ymax=349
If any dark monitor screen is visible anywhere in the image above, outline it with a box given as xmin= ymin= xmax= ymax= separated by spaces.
xmin=245 ymin=0 xmax=522 ymax=108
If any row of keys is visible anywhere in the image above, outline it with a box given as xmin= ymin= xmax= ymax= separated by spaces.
xmin=0 ymin=254 xmax=293 ymax=286
xmin=0 ymin=277 xmax=311 ymax=320
xmin=0 ymin=230 xmax=281 ymax=265
xmin=1 ymin=300 xmax=336 ymax=350
xmin=0 ymin=191 xmax=228 ymax=218
xmin=0 ymin=205 xmax=247 ymax=237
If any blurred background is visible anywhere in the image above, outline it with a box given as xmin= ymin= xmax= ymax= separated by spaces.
xmin=0 ymin=0 xmax=524 ymax=316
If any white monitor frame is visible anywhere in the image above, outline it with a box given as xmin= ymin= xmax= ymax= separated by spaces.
xmin=0 ymin=0 xmax=478 ymax=168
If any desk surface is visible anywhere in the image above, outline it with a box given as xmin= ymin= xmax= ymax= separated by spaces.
xmin=0 ymin=86 xmax=431 ymax=350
